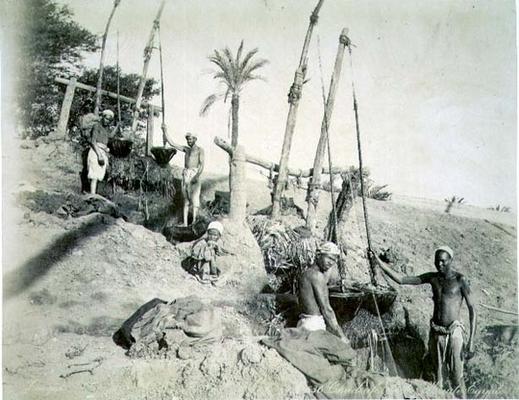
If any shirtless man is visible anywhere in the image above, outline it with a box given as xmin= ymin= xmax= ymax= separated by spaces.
xmin=298 ymin=242 xmax=348 ymax=342
xmin=162 ymin=125 xmax=204 ymax=226
xmin=370 ymin=246 xmax=476 ymax=398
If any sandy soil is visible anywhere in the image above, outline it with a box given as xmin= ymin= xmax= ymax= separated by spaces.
xmin=3 ymin=137 xmax=518 ymax=398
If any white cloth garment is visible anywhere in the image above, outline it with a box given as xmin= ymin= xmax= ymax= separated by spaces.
xmin=87 ymin=143 xmax=109 ymax=181
xmin=297 ymin=314 xmax=326 ymax=331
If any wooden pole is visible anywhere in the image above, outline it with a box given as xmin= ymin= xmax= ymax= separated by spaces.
xmin=116 ymin=30 xmax=122 ymax=126
xmin=214 ymin=136 xmax=345 ymax=178
xmin=55 ymin=77 xmax=162 ymax=112
xmin=94 ymin=0 xmax=121 ymax=116
xmin=157 ymin=24 xmax=167 ymax=145
xmin=271 ymin=0 xmax=325 ymax=219
xmin=131 ymin=0 xmax=166 ymax=132
xmin=306 ymin=29 xmax=349 ymax=232
xmin=56 ymin=77 xmax=77 ymax=138
xmin=479 ymin=303 xmax=519 ymax=316
xmin=146 ymin=104 xmax=155 ymax=156
xmin=229 ymin=145 xmax=247 ymax=222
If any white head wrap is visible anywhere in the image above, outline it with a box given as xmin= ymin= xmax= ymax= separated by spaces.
xmin=207 ymin=221 xmax=224 ymax=235
xmin=101 ymin=109 xmax=114 ymax=118
xmin=185 ymin=132 xmax=198 ymax=139
xmin=435 ymin=245 xmax=454 ymax=259
xmin=317 ymin=242 xmax=341 ymax=257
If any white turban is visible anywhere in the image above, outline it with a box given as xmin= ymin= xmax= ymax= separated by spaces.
xmin=207 ymin=221 xmax=224 ymax=235
xmin=185 ymin=132 xmax=198 ymax=139
xmin=317 ymin=242 xmax=341 ymax=256
xmin=101 ymin=109 xmax=114 ymax=118
xmin=435 ymin=245 xmax=454 ymax=259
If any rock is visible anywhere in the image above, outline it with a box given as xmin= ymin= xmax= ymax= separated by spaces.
xmin=217 ymin=219 xmax=268 ymax=294
xmin=20 ymin=140 xmax=35 ymax=149
xmin=240 ymin=344 xmax=263 ymax=365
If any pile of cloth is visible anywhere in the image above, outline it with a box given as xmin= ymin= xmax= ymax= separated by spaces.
xmin=262 ymin=328 xmax=380 ymax=398
xmin=113 ymin=296 xmax=222 ymax=359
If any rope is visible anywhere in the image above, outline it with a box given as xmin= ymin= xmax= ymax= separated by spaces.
xmin=346 ymin=43 xmax=379 ymax=287
xmin=316 ymin=33 xmax=339 ymax=244
xmin=345 ymin=40 xmax=398 ymax=375
xmin=157 ymin=23 xmax=166 ymax=144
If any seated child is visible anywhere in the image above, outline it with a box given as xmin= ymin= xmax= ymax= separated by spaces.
xmin=190 ymin=221 xmax=228 ymax=283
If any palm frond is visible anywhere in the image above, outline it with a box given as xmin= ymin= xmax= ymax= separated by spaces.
xmin=222 ymin=47 xmax=238 ymax=90
xmin=236 ymin=40 xmax=244 ymax=68
xmin=199 ymin=93 xmax=222 ymax=116
xmin=240 ymin=48 xmax=259 ymax=72
xmin=209 ymin=52 xmax=234 ymax=89
xmin=242 ymin=59 xmax=269 ymax=82
xmin=202 ymin=42 xmax=268 ymax=129
xmin=242 ymin=74 xmax=267 ymax=84
xmin=223 ymin=88 xmax=231 ymax=103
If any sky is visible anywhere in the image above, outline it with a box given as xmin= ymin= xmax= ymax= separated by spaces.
xmin=55 ymin=0 xmax=516 ymax=210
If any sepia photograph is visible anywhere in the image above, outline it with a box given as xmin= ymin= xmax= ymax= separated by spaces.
xmin=1 ymin=0 xmax=517 ymax=398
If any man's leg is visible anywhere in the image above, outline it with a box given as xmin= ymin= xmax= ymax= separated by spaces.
xmin=183 ymin=200 xmax=190 ymax=227
xmin=428 ymin=331 xmax=445 ymax=388
xmin=90 ymin=178 xmax=98 ymax=195
xmin=191 ymin=179 xmax=202 ymax=224
xmin=448 ymin=331 xmax=466 ymax=398
xmin=181 ymin=181 xmax=190 ymax=226
xmin=200 ymin=261 xmax=210 ymax=281
xmin=81 ymin=147 xmax=90 ymax=193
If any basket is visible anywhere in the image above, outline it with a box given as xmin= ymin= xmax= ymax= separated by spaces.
xmin=108 ymin=138 xmax=133 ymax=158
xmin=151 ymin=147 xmax=177 ymax=167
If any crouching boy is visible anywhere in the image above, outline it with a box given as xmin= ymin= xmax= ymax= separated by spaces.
xmin=190 ymin=221 xmax=229 ymax=283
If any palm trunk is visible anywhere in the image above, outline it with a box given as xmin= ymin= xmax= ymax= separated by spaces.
xmin=231 ymin=94 xmax=239 ymax=148
xmin=94 ymin=0 xmax=121 ymax=116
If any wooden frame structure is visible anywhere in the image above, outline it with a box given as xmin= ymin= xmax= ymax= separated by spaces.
xmin=55 ymin=77 xmax=162 ymax=156
xmin=214 ymin=136 xmax=347 ymax=223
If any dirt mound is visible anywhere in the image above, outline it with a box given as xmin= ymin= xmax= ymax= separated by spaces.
xmin=118 ymin=339 xmax=310 ymax=400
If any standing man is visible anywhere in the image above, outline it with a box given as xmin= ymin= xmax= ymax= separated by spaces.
xmin=298 ymin=242 xmax=348 ymax=342
xmin=370 ymin=246 xmax=476 ymax=398
xmin=87 ymin=109 xmax=114 ymax=195
xmin=78 ymin=98 xmax=98 ymax=192
xmin=161 ymin=125 xmax=204 ymax=226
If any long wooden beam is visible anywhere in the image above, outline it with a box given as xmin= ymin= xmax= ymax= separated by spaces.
xmin=55 ymin=77 xmax=162 ymax=112
xmin=272 ymin=0 xmax=325 ymax=218
xmin=306 ymin=28 xmax=349 ymax=232
xmin=131 ymin=0 xmax=166 ymax=131
xmin=214 ymin=136 xmax=345 ymax=178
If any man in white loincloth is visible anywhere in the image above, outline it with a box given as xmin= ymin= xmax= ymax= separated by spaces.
xmin=161 ymin=124 xmax=204 ymax=226
xmin=298 ymin=242 xmax=349 ymax=342
xmin=87 ymin=109 xmax=114 ymax=195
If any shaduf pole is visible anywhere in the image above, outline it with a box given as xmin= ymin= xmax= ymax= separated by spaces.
xmin=94 ymin=0 xmax=121 ymax=116
xmin=271 ymin=0 xmax=325 ymax=219
xmin=306 ymin=28 xmax=350 ymax=232
xmin=131 ymin=0 xmax=166 ymax=132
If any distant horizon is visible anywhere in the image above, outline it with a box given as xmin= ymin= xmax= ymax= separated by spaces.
xmin=203 ymin=166 xmax=517 ymax=212
xmin=33 ymin=0 xmax=518 ymax=211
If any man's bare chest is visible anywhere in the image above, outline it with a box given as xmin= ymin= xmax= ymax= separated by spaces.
xmin=431 ymin=277 xmax=462 ymax=301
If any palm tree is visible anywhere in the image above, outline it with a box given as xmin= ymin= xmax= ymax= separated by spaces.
xmin=200 ymin=41 xmax=268 ymax=148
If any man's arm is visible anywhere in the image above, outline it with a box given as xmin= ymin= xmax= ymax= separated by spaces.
xmin=369 ymin=250 xmax=430 ymax=285
xmin=460 ymin=275 xmax=476 ymax=355
xmin=161 ymin=124 xmax=188 ymax=152
xmin=194 ymin=147 xmax=205 ymax=180
xmin=90 ymin=124 xmax=104 ymax=165
xmin=312 ymin=275 xmax=347 ymax=341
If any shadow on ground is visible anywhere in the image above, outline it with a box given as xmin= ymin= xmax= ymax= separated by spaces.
xmin=3 ymin=215 xmax=113 ymax=300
